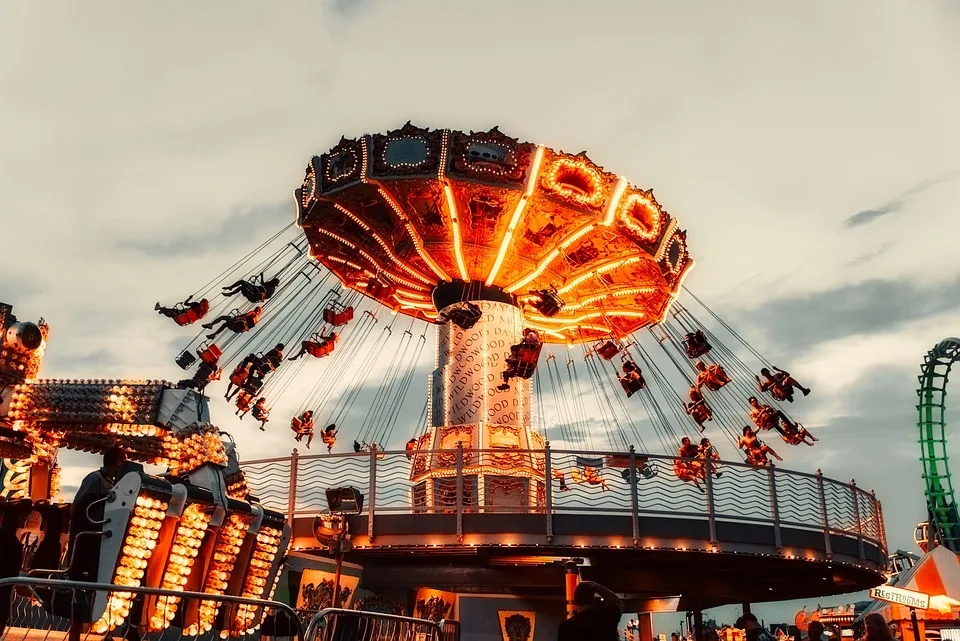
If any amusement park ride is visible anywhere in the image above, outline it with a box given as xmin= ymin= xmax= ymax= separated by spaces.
xmin=0 ymin=123 xmax=896 ymax=640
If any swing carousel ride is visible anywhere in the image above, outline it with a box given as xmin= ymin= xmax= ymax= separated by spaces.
xmin=151 ymin=123 xmax=887 ymax=610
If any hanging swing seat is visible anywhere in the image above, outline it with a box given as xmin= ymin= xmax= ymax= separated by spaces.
xmin=605 ymin=454 xmax=657 ymax=480
xmin=595 ymin=339 xmax=623 ymax=360
xmin=175 ymin=350 xmax=198 ymax=370
xmin=443 ymin=302 xmax=483 ymax=330
xmin=366 ymin=278 xmax=396 ymax=299
xmin=323 ymin=304 xmax=355 ymax=327
xmin=683 ymin=330 xmax=712 ymax=359
xmin=305 ymin=339 xmax=336 ymax=358
xmin=171 ymin=299 xmax=210 ymax=326
xmin=242 ymin=375 xmax=264 ymax=395
xmin=197 ymin=342 xmax=222 ymax=365
xmin=531 ymin=288 xmax=564 ymax=317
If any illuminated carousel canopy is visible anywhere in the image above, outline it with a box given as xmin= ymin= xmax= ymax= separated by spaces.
xmin=297 ymin=123 xmax=693 ymax=344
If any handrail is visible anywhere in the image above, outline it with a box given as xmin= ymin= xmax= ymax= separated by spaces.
xmin=0 ymin=576 xmax=305 ymax=640
xmin=305 ymin=607 xmax=444 ymax=641
xmin=241 ymin=447 xmax=887 ymax=559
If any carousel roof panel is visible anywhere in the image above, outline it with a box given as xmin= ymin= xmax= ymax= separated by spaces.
xmin=297 ymin=124 xmax=695 ymax=344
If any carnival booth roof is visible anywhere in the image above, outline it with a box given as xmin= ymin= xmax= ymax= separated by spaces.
xmin=860 ymin=546 xmax=960 ymax=623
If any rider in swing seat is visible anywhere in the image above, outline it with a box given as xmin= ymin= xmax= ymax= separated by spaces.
xmin=694 ymin=360 xmax=731 ymax=391
xmin=251 ymin=398 xmax=270 ymax=430
xmin=156 ymin=296 xmax=209 ymax=326
xmin=755 ymin=366 xmax=811 ymax=403
xmin=235 ymin=390 xmax=255 ymax=416
xmin=222 ymin=272 xmax=281 ymax=303
xmin=675 ymin=437 xmax=704 ymax=490
xmin=777 ymin=417 xmax=818 ymax=446
xmin=684 ymin=387 xmax=713 ymax=432
xmin=225 ymin=356 xmax=256 ymax=401
xmin=202 ymin=306 xmax=262 ymax=340
xmin=698 ymin=437 xmax=722 ymax=478
xmin=178 ymin=358 xmax=221 ymax=392
xmin=683 ymin=330 xmax=712 ymax=359
xmin=253 ymin=343 xmax=285 ymax=376
xmin=497 ymin=329 xmax=542 ymax=391
xmin=618 ymin=360 xmax=646 ymax=397
xmin=289 ymin=331 xmax=338 ymax=360
xmin=747 ymin=396 xmax=790 ymax=434
xmin=320 ymin=424 xmax=337 ymax=453
xmin=738 ymin=426 xmax=783 ymax=466
xmin=291 ymin=410 xmax=315 ymax=449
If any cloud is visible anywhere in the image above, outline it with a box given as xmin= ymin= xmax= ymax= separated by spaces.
xmin=738 ymin=276 xmax=960 ymax=360
xmin=122 ymin=202 xmax=292 ymax=258
xmin=843 ymin=170 xmax=960 ymax=228
xmin=846 ymin=242 xmax=892 ymax=267
xmin=325 ymin=0 xmax=376 ymax=20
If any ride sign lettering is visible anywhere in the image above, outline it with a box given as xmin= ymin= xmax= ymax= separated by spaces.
xmin=869 ymin=585 xmax=930 ymax=610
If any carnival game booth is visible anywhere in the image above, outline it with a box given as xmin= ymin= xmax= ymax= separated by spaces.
xmin=858 ymin=546 xmax=960 ymax=640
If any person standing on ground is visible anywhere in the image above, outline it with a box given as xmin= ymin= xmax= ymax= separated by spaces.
xmin=557 ymin=580 xmax=623 ymax=641
xmin=738 ymin=614 xmax=775 ymax=641
xmin=804 ymin=621 xmax=825 ymax=641
xmin=864 ymin=614 xmax=895 ymax=641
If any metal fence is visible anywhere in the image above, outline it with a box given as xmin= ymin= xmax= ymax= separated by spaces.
xmin=0 ymin=577 xmax=303 ymax=641
xmin=241 ymin=447 xmax=886 ymax=555
xmin=304 ymin=608 xmax=445 ymax=641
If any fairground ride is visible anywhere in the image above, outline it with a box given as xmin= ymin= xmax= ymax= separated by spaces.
xmin=914 ymin=338 xmax=960 ymax=553
xmin=147 ymin=124 xmax=887 ymax=630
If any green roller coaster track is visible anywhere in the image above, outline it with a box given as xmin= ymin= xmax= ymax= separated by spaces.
xmin=919 ymin=337 xmax=960 ymax=552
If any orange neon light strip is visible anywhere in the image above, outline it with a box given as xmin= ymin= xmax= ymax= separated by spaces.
xmin=561 ymin=286 xmax=657 ymax=311
xmin=527 ymin=310 xmax=645 ymax=325
xmin=443 ymin=182 xmax=470 ymax=281
xmin=485 ymin=146 xmax=545 ymax=286
xmin=602 ymin=177 xmax=629 ymax=226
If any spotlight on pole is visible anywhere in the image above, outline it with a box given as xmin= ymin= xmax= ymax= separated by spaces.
xmin=325 ymin=486 xmax=364 ymax=515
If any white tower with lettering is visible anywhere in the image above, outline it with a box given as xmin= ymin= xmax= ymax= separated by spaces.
xmin=411 ymin=299 xmax=546 ymax=511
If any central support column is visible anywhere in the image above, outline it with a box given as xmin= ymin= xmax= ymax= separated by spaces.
xmin=410 ymin=283 xmax=546 ymax=512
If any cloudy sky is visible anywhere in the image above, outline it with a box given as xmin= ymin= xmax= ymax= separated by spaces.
xmin=2 ymin=0 xmax=959 ymax=631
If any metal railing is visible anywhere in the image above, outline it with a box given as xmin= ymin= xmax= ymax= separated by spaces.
xmin=0 ymin=576 xmax=304 ymax=641
xmin=241 ymin=446 xmax=886 ymax=558
xmin=305 ymin=608 xmax=445 ymax=641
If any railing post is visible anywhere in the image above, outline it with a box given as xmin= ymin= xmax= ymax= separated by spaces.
xmin=287 ymin=448 xmax=299 ymax=528
xmin=851 ymin=479 xmax=865 ymax=560
xmin=456 ymin=442 xmax=464 ymax=543
xmin=703 ymin=455 xmax=717 ymax=544
xmin=768 ymin=464 xmax=782 ymax=550
xmin=544 ymin=441 xmax=554 ymax=543
xmin=816 ymin=469 xmax=832 ymax=558
xmin=629 ymin=446 xmax=640 ymax=546
xmin=368 ymin=444 xmax=377 ymax=540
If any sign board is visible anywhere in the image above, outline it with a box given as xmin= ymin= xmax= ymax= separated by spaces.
xmin=870 ymin=585 xmax=930 ymax=610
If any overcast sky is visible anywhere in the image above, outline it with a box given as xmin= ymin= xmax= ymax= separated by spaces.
xmin=2 ymin=0 xmax=959 ymax=631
